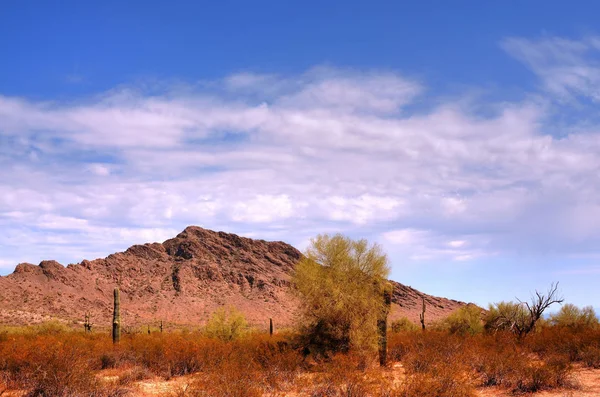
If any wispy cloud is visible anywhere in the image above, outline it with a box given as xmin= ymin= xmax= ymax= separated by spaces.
xmin=2 ymin=61 xmax=600 ymax=272
xmin=502 ymin=36 xmax=600 ymax=102
xmin=382 ymin=229 xmax=492 ymax=262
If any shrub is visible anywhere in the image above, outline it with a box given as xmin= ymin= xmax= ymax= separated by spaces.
xmin=484 ymin=301 xmax=529 ymax=333
xmin=485 ymin=283 xmax=563 ymax=338
xmin=292 ymin=234 xmax=390 ymax=358
xmin=399 ymin=372 xmax=475 ymax=397
xmin=550 ymin=304 xmax=599 ymax=329
xmin=470 ymin=332 xmax=527 ymax=387
xmin=0 ymin=333 xmax=118 ymax=396
xmin=118 ymin=365 xmax=153 ymax=386
xmin=442 ymin=305 xmax=484 ymax=335
xmin=305 ymin=353 xmax=393 ymax=397
xmin=396 ymin=332 xmax=477 ymax=396
xmin=203 ymin=306 xmax=249 ymax=342
xmin=509 ymin=354 xmax=575 ymax=394
xmin=0 ymin=317 xmax=592 ymax=396
xmin=390 ymin=317 xmax=419 ymax=333
xmin=581 ymin=345 xmax=600 ymax=368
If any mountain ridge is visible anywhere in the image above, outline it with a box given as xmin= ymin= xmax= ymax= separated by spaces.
xmin=0 ymin=226 xmax=466 ymax=328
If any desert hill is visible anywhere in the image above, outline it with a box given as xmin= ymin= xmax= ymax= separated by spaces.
xmin=0 ymin=226 xmax=466 ymax=329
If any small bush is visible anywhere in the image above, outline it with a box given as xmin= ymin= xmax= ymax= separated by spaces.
xmin=399 ymin=372 xmax=475 ymax=397
xmin=203 ymin=306 xmax=249 ymax=341
xmin=395 ymin=332 xmax=476 ymax=396
xmin=509 ymin=354 xmax=574 ymax=394
xmin=581 ymin=345 xmax=600 ymax=368
xmin=1 ymin=317 xmax=595 ymax=396
xmin=442 ymin=305 xmax=484 ymax=335
xmin=550 ymin=304 xmax=599 ymax=329
xmin=390 ymin=317 xmax=419 ymax=333
xmin=118 ymin=365 xmax=153 ymax=386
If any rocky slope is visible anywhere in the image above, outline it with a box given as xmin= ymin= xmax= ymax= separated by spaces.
xmin=0 ymin=226 xmax=465 ymax=329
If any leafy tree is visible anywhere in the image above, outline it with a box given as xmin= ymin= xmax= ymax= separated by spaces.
xmin=485 ymin=301 xmax=526 ymax=334
xmin=550 ymin=303 xmax=599 ymax=329
xmin=204 ymin=306 xmax=249 ymax=341
xmin=293 ymin=234 xmax=390 ymax=358
xmin=443 ymin=304 xmax=484 ymax=335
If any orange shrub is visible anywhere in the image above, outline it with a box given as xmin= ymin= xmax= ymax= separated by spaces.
xmin=0 ymin=321 xmax=594 ymax=396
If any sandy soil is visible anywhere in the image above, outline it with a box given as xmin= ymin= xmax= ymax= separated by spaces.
xmin=476 ymin=366 xmax=600 ymax=397
xmin=4 ymin=365 xmax=599 ymax=396
xmin=123 ymin=365 xmax=600 ymax=397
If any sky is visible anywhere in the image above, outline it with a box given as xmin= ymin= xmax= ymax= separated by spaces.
xmin=1 ymin=1 xmax=600 ymax=309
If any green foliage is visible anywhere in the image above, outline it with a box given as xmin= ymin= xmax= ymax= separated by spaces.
xmin=485 ymin=283 xmax=564 ymax=337
xmin=292 ymin=234 xmax=390 ymax=357
xmin=204 ymin=306 xmax=249 ymax=341
xmin=0 ymin=320 xmax=72 ymax=336
xmin=390 ymin=317 xmax=420 ymax=333
xmin=484 ymin=301 xmax=529 ymax=333
xmin=443 ymin=305 xmax=483 ymax=335
xmin=550 ymin=303 xmax=599 ymax=329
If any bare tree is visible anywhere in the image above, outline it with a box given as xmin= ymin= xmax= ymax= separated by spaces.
xmin=518 ymin=281 xmax=564 ymax=336
xmin=486 ymin=282 xmax=564 ymax=338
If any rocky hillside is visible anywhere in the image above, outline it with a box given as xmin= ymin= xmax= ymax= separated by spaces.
xmin=0 ymin=226 xmax=465 ymax=329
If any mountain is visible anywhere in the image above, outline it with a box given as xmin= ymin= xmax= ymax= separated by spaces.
xmin=0 ymin=226 xmax=466 ymax=329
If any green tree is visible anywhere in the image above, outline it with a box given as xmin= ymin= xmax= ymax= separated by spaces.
xmin=204 ymin=306 xmax=249 ymax=341
xmin=484 ymin=301 xmax=529 ymax=334
xmin=550 ymin=303 xmax=599 ymax=329
xmin=443 ymin=304 xmax=484 ymax=335
xmin=292 ymin=234 xmax=390 ymax=358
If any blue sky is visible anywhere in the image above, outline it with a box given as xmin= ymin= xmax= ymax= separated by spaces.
xmin=2 ymin=1 xmax=600 ymax=310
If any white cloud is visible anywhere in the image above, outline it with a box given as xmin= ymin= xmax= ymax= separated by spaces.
xmin=382 ymin=229 xmax=428 ymax=246
xmin=503 ymin=36 xmax=600 ymax=101
xmin=232 ymin=195 xmax=296 ymax=223
xmin=323 ymin=195 xmax=403 ymax=224
xmin=36 ymin=214 xmax=89 ymax=230
xmin=2 ymin=61 xmax=600 ymax=273
xmin=87 ymin=164 xmax=111 ymax=176
xmin=382 ymin=229 xmax=489 ymax=262
xmin=447 ymin=240 xmax=467 ymax=248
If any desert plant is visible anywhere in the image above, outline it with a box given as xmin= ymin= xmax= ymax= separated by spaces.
xmin=398 ymin=332 xmax=476 ymax=397
xmin=204 ymin=306 xmax=249 ymax=341
xmin=113 ymin=287 xmax=121 ymax=344
xmin=390 ymin=317 xmax=419 ymax=333
xmin=292 ymin=234 xmax=390 ymax=359
xmin=550 ymin=303 xmax=599 ymax=329
xmin=378 ymin=282 xmax=393 ymax=366
xmin=419 ymin=297 xmax=426 ymax=331
xmin=485 ymin=282 xmax=563 ymax=337
xmin=443 ymin=304 xmax=484 ymax=335
xmin=84 ymin=312 xmax=92 ymax=333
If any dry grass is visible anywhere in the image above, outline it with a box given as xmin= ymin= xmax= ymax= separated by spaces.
xmin=1 ymin=324 xmax=599 ymax=396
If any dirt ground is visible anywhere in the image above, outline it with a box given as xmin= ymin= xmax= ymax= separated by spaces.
xmin=476 ymin=366 xmax=600 ymax=397
xmin=126 ymin=365 xmax=600 ymax=397
xmin=4 ymin=365 xmax=599 ymax=396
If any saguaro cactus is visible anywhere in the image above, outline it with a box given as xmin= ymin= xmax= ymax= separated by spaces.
xmin=112 ymin=287 xmax=121 ymax=344
xmin=419 ymin=297 xmax=426 ymax=331
xmin=160 ymin=320 xmax=163 ymax=333
xmin=269 ymin=318 xmax=274 ymax=336
xmin=84 ymin=312 xmax=92 ymax=333
xmin=378 ymin=282 xmax=393 ymax=367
